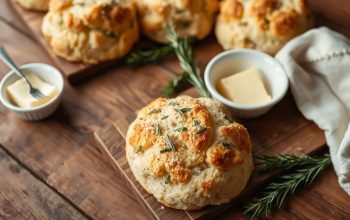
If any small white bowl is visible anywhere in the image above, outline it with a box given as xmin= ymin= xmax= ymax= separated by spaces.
xmin=204 ymin=49 xmax=288 ymax=118
xmin=0 ymin=63 xmax=64 ymax=121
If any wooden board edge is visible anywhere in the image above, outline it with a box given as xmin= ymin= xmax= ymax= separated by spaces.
xmin=94 ymin=127 xmax=160 ymax=220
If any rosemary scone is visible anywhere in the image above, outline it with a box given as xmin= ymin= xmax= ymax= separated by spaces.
xmin=126 ymin=96 xmax=253 ymax=210
xmin=135 ymin=0 xmax=219 ymax=43
xmin=215 ymin=0 xmax=313 ymax=54
xmin=16 ymin=0 xmax=49 ymax=11
xmin=42 ymin=0 xmax=139 ymax=64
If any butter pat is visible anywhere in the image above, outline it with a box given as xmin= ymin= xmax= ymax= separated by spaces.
xmin=217 ymin=68 xmax=271 ymax=105
xmin=7 ymin=74 xmax=58 ymax=108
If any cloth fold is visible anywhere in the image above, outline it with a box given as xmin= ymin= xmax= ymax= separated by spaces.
xmin=276 ymin=27 xmax=350 ymax=195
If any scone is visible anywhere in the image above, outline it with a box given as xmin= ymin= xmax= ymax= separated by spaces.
xmin=16 ymin=0 xmax=49 ymax=11
xmin=215 ymin=0 xmax=313 ymax=54
xmin=126 ymin=96 xmax=253 ymax=210
xmin=135 ymin=0 xmax=219 ymax=43
xmin=42 ymin=0 xmax=139 ymax=64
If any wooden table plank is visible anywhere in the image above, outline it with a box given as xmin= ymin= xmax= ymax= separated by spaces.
xmin=0 ymin=146 xmax=86 ymax=220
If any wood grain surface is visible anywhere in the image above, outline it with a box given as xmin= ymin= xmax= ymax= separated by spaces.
xmin=1 ymin=0 xmax=350 ymax=219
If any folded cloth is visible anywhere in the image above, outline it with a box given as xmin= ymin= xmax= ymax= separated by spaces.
xmin=276 ymin=27 xmax=350 ymax=195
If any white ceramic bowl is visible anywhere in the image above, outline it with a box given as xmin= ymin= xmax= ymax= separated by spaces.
xmin=0 ymin=63 xmax=64 ymax=121
xmin=204 ymin=49 xmax=288 ymax=118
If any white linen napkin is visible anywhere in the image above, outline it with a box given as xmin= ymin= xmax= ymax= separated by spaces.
xmin=276 ymin=27 xmax=350 ymax=195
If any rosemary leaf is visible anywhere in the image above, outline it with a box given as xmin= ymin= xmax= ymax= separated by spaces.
xmin=162 ymin=72 xmax=192 ymax=98
xmin=147 ymin=108 xmax=159 ymax=115
xmin=156 ymin=125 xmax=161 ymax=136
xmin=125 ymin=45 xmax=173 ymax=67
xmin=222 ymin=142 xmax=231 ymax=148
xmin=135 ymin=145 xmax=143 ymax=153
xmin=175 ymin=108 xmax=191 ymax=117
xmin=165 ymin=173 xmax=171 ymax=184
xmin=174 ymin=126 xmax=188 ymax=132
xmin=168 ymin=101 xmax=179 ymax=106
xmin=195 ymin=126 xmax=207 ymax=134
xmin=160 ymin=115 xmax=169 ymax=120
xmin=244 ymin=154 xmax=331 ymax=219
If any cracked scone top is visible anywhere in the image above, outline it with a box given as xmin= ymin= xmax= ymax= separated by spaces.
xmin=135 ymin=0 xmax=219 ymax=43
xmin=42 ymin=0 xmax=139 ymax=64
xmin=215 ymin=0 xmax=313 ymax=55
xmin=126 ymin=96 xmax=253 ymax=210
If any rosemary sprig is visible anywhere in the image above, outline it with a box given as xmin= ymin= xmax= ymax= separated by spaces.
xmin=166 ymin=25 xmax=211 ymax=98
xmin=257 ymin=154 xmax=328 ymax=171
xmin=162 ymin=72 xmax=192 ymax=98
xmin=125 ymin=45 xmax=173 ymax=67
xmin=244 ymin=154 xmax=331 ymax=219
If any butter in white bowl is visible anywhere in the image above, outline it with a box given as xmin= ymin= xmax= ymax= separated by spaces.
xmin=0 ymin=63 xmax=64 ymax=121
xmin=216 ymin=68 xmax=271 ymax=105
xmin=204 ymin=49 xmax=289 ymax=118
xmin=7 ymin=73 xmax=58 ymax=108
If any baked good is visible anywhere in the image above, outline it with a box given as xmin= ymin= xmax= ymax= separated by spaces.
xmin=126 ymin=96 xmax=253 ymax=210
xmin=42 ymin=0 xmax=139 ymax=64
xmin=215 ymin=0 xmax=313 ymax=54
xmin=135 ymin=0 xmax=219 ymax=43
xmin=16 ymin=0 xmax=49 ymax=11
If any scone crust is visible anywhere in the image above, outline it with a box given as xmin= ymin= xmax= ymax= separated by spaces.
xmin=215 ymin=0 xmax=313 ymax=54
xmin=126 ymin=96 xmax=253 ymax=210
xmin=135 ymin=0 xmax=219 ymax=43
xmin=16 ymin=0 xmax=49 ymax=11
xmin=42 ymin=0 xmax=139 ymax=64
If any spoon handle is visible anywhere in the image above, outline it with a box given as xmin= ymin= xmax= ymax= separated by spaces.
xmin=0 ymin=46 xmax=31 ymax=85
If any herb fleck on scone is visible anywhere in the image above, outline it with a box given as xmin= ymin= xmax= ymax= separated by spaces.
xmin=126 ymin=96 xmax=254 ymax=210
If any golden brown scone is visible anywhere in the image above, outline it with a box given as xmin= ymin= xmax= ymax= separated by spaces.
xmin=16 ymin=0 xmax=49 ymax=11
xmin=126 ymin=96 xmax=253 ymax=210
xmin=42 ymin=0 xmax=139 ymax=64
xmin=135 ymin=0 xmax=219 ymax=43
xmin=215 ymin=0 xmax=313 ymax=54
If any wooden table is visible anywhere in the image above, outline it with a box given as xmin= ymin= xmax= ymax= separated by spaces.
xmin=1 ymin=0 xmax=350 ymax=219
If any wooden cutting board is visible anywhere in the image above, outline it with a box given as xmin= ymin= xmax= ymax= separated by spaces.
xmin=9 ymin=0 xmax=122 ymax=83
xmin=94 ymin=88 xmax=326 ymax=220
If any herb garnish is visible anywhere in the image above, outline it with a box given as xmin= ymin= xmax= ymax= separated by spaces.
xmin=222 ymin=142 xmax=231 ymax=148
xmin=195 ymin=127 xmax=207 ymax=134
xmin=166 ymin=25 xmax=211 ymax=97
xmin=239 ymin=21 xmax=248 ymax=26
xmin=175 ymin=108 xmax=191 ymax=117
xmin=163 ymin=72 xmax=192 ymax=98
xmin=168 ymin=101 xmax=179 ymax=106
xmin=194 ymin=120 xmax=200 ymax=129
xmin=105 ymin=31 xmax=117 ymax=38
xmin=165 ymin=173 xmax=171 ymax=184
xmin=135 ymin=145 xmax=143 ymax=153
xmin=148 ymin=108 xmax=159 ymax=115
xmin=174 ymin=126 xmax=188 ymax=132
xmin=156 ymin=125 xmax=161 ymax=136
xmin=194 ymin=120 xmax=206 ymax=134
xmin=160 ymin=115 xmax=169 ymax=120
xmin=224 ymin=115 xmax=233 ymax=123
xmin=160 ymin=135 xmax=175 ymax=153
xmin=125 ymin=45 xmax=173 ymax=67
xmin=244 ymin=154 xmax=331 ymax=219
